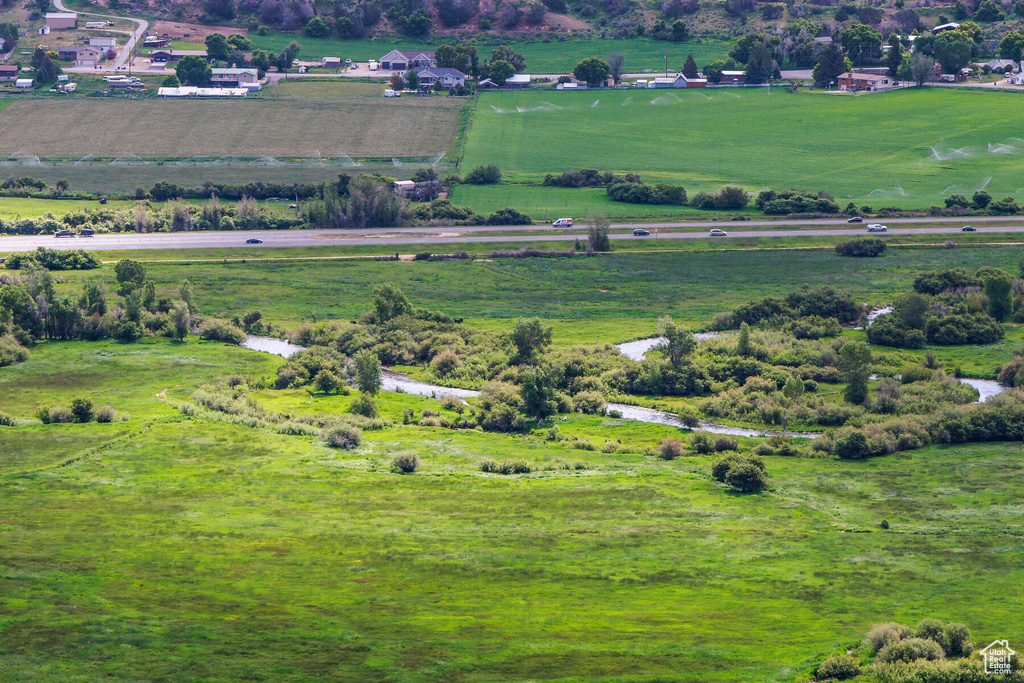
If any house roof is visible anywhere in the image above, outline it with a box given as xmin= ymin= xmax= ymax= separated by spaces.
xmin=814 ymin=36 xmax=833 ymax=43
xmin=381 ymin=49 xmax=435 ymax=61
xmin=839 ymin=71 xmax=888 ymax=81
xmin=721 ymin=70 xmax=745 ymax=75
xmin=0 ymin=65 xmax=18 ymax=72
xmin=505 ymin=74 xmax=530 ymax=84
xmin=58 ymin=45 xmax=100 ymax=53
xmin=212 ymin=68 xmax=258 ymax=76
xmin=154 ymin=49 xmax=208 ymax=57
xmin=932 ymin=22 xmax=960 ymax=33
xmin=411 ymin=66 xmax=466 ymax=78
xmin=46 ymin=12 xmax=76 ymax=18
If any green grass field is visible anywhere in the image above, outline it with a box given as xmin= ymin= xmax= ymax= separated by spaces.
xmin=0 ymin=98 xmax=466 ymax=160
xmin=460 ymin=88 xmax=1024 ymax=210
xmin=1 ymin=337 xmax=1022 ymax=681
xmin=248 ymin=33 xmax=731 ymax=72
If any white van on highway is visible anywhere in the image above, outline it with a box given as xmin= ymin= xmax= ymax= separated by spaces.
xmin=552 ymin=217 xmax=573 ymax=227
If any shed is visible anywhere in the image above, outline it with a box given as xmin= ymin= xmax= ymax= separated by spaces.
xmin=15 ymin=78 xmax=33 ymax=88
xmin=322 ymin=56 xmax=341 ymax=68
xmin=45 ymin=12 xmax=78 ymax=29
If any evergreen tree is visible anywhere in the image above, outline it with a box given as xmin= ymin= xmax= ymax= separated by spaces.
xmin=886 ymin=33 xmax=903 ymax=77
xmin=744 ymin=44 xmax=772 ymax=84
xmin=812 ymin=42 xmax=849 ymax=85
xmin=682 ymin=53 xmax=699 ymax=78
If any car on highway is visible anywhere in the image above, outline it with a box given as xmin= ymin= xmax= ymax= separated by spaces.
xmin=709 ymin=229 xmax=728 ymax=237
xmin=79 ymin=228 xmax=95 ymax=237
xmin=552 ymin=217 xmax=573 ymax=227
xmin=633 ymin=229 xmax=650 ymax=236
xmin=961 ymin=226 xmax=977 ymax=232
xmin=847 ymin=216 xmax=863 ymax=223
xmin=867 ymin=224 xmax=887 ymax=232
xmin=245 ymin=237 xmax=263 ymax=244
xmin=54 ymin=229 xmax=75 ymax=238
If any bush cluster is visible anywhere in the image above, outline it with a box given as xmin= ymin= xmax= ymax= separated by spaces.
xmin=711 ymin=453 xmax=768 ymax=492
xmin=5 ymin=248 xmax=101 ymax=271
xmin=836 ymin=238 xmax=887 ymax=257
xmin=606 ymin=180 xmax=688 ymax=205
xmin=479 ymin=458 xmax=531 ymax=474
xmin=755 ymin=188 xmax=840 ymax=215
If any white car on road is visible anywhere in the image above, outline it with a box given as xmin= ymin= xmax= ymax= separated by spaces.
xmin=867 ymin=224 xmax=888 ymax=232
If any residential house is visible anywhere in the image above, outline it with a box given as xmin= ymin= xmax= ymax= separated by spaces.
xmin=650 ymin=73 xmax=707 ymax=88
xmin=89 ymin=37 xmax=117 ymax=51
xmin=57 ymin=45 xmax=102 ymax=66
xmin=409 ymin=66 xmax=466 ymax=88
xmin=0 ymin=65 xmax=18 ymax=82
xmin=378 ymin=49 xmax=435 ymax=70
xmin=837 ymin=71 xmax=893 ymax=91
xmin=45 ymin=12 xmax=78 ymax=29
xmin=983 ymin=58 xmax=1018 ymax=73
xmin=211 ymin=67 xmax=258 ymax=86
xmin=720 ymin=70 xmax=745 ymax=84
xmin=151 ymin=49 xmax=207 ymax=63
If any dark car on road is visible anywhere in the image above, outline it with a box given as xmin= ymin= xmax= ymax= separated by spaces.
xmin=633 ymin=229 xmax=650 ymax=236
xmin=961 ymin=226 xmax=976 ymax=232
xmin=245 ymin=238 xmax=263 ymax=244
xmin=55 ymin=229 xmax=75 ymax=238
xmin=847 ymin=216 xmax=863 ymax=223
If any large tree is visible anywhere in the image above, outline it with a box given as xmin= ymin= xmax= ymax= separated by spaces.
xmin=839 ymin=23 xmax=883 ymax=62
xmin=490 ymin=45 xmax=526 ymax=72
xmin=519 ymin=366 xmax=557 ymax=419
xmin=999 ymin=30 xmax=1024 ymax=60
xmin=682 ymin=52 xmax=698 ymax=78
xmin=656 ymin=316 xmax=696 ymax=368
xmin=886 ymin=33 xmax=902 ymax=77
xmin=488 ymin=59 xmax=514 ymax=85
xmin=204 ymin=33 xmax=230 ymax=62
xmin=812 ymin=42 xmax=849 ymax=85
xmin=933 ymin=29 xmax=972 ymax=73
xmin=510 ymin=317 xmax=552 ymax=364
xmin=175 ymin=55 xmax=212 ymax=86
xmin=573 ymin=57 xmax=610 ymax=87
xmin=744 ymin=43 xmax=772 ymax=84
xmin=608 ymin=52 xmax=626 ymax=84
xmin=353 ymin=348 xmax=382 ymax=395
xmin=436 ymin=43 xmax=479 ymax=77
xmin=837 ymin=340 xmax=872 ymax=405
xmin=372 ymin=282 xmax=412 ymax=323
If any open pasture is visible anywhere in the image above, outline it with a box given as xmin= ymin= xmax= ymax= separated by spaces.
xmin=461 ymin=88 xmax=1024 ymax=209
xmin=0 ymin=98 xmax=466 ymax=161
xmin=0 ymin=338 xmax=1022 ymax=681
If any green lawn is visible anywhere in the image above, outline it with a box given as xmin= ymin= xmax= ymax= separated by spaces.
xmin=461 ymin=88 xmax=1024 ymax=210
xmin=1 ymin=340 xmax=1022 ymax=682
xmin=248 ymin=33 xmax=731 ymax=72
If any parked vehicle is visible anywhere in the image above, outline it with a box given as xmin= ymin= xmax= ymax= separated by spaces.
xmin=552 ymin=218 xmax=573 ymax=227
xmin=78 ymin=228 xmax=95 ymax=237
xmin=245 ymin=237 xmax=263 ymax=244
xmin=368 ymin=60 xmax=379 ymax=71
xmin=847 ymin=216 xmax=863 ymax=223
xmin=961 ymin=225 xmax=977 ymax=231
xmin=55 ymin=229 xmax=75 ymax=238
xmin=633 ymin=229 xmax=650 ymax=236
xmin=709 ymin=229 xmax=727 ymax=237
xmin=867 ymin=224 xmax=887 ymax=232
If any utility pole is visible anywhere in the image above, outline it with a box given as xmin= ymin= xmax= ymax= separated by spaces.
xmin=665 ymin=51 xmax=668 ymax=76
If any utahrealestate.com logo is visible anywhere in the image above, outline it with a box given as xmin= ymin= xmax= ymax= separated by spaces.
xmin=981 ymin=640 xmax=1016 ymax=675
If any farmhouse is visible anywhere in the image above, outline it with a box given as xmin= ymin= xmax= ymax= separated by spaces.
xmin=0 ymin=64 xmax=18 ymax=81
xmin=982 ymin=58 xmax=1018 ymax=73
xmin=650 ymin=73 xmax=707 ymax=88
xmin=379 ymin=50 xmax=435 ymax=70
xmin=45 ymin=12 xmax=78 ymax=29
xmin=151 ymin=49 xmax=208 ymax=63
xmin=409 ymin=67 xmax=466 ymax=88
xmin=211 ymin=67 xmax=258 ymax=86
xmin=57 ymin=45 xmax=102 ymax=66
xmin=837 ymin=72 xmax=893 ymax=91
xmin=89 ymin=37 xmax=117 ymax=50
xmin=720 ymin=70 xmax=745 ymax=84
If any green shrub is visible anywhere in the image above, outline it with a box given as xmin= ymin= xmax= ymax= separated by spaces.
xmin=877 ymin=637 xmax=945 ymax=664
xmin=198 ymin=319 xmax=246 ymax=345
xmin=349 ymin=393 xmax=379 ymax=418
xmin=94 ymin=405 xmax=115 ymax=423
xmin=0 ymin=410 xmax=15 ymax=426
xmin=816 ymin=654 xmax=860 ymax=680
xmin=943 ymin=622 xmax=971 ymax=657
xmin=70 ymin=397 xmax=93 ymax=423
xmin=833 ymin=428 xmax=870 ymax=459
xmin=479 ymin=458 xmax=531 ymax=474
xmin=390 ymin=451 xmax=420 ymax=473
xmin=724 ymin=461 xmax=769 ymax=493
xmin=322 ymin=424 xmax=362 ymax=449
xmin=915 ymin=618 xmax=949 ymax=652
xmin=836 ymin=237 xmax=887 ymax=257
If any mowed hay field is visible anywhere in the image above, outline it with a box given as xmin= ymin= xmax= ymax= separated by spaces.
xmin=461 ymin=88 xmax=1024 ymax=207
xmin=0 ymin=98 xmax=467 ymax=160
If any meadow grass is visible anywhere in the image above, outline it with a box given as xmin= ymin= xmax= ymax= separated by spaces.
xmin=38 ymin=243 xmax=1024 ymax=374
xmin=0 ymin=98 xmax=466 ymax=160
xmin=0 ymin=338 xmax=1021 ymax=681
xmin=247 ymin=32 xmax=731 ymax=72
xmin=461 ymin=87 xmax=1024 ymax=209
xmin=263 ymin=79 xmax=387 ymax=98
